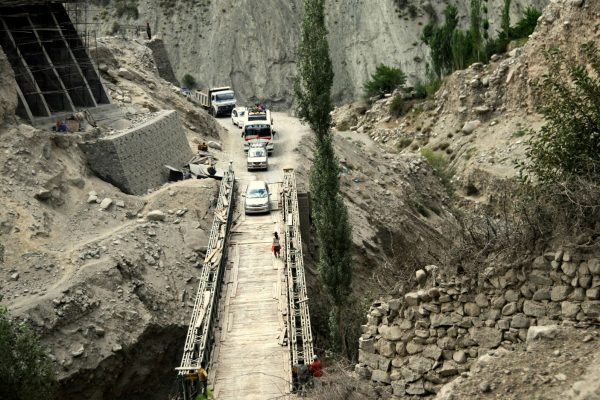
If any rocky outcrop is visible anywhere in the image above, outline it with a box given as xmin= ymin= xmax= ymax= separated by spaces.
xmin=92 ymin=0 xmax=548 ymax=106
xmin=356 ymin=250 xmax=600 ymax=398
xmin=0 ymin=47 xmax=18 ymax=122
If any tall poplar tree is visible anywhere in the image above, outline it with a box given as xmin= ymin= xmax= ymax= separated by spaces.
xmin=294 ymin=0 xmax=353 ymax=354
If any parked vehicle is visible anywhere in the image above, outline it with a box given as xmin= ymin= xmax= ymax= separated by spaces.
xmin=244 ymin=181 xmax=270 ymax=214
xmin=194 ymin=87 xmax=236 ymax=116
xmin=231 ymin=107 xmax=247 ymax=127
xmin=242 ymin=121 xmax=274 ymax=154
xmin=247 ymin=143 xmax=268 ymax=171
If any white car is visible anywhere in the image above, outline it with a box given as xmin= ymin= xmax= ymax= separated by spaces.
xmin=231 ymin=107 xmax=247 ymax=128
xmin=244 ymin=181 xmax=270 ymax=214
xmin=247 ymin=144 xmax=268 ymax=171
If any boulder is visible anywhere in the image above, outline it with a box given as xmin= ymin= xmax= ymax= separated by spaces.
xmin=406 ymin=379 xmax=426 ymax=395
xmin=117 ymin=67 xmax=134 ymax=80
xmin=471 ymin=327 xmax=502 ymax=348
xmin=501 ymin=302 xmax=517 ymax=316
xmin=207 ymin=140 xmax=222 ymax=150
xmin=146 ymin=210 xmax=166 ymax=221
xmin=510 ymin=314 xmax=530 ymax=329
xmin=464 ymin=302 xmax=481 ymax=317
xmin=588 ymin=259 xmax=600 ymax=275
xmin=532 ymin=288 xmax=551 ymax=301
xmin=581 ymin=301 xmax=600 ymax=317
xmin=551 ymin=286 xmax=572 ymax=301
xmin=529 ymin=270 xmax=553 ymax=286
xmin=371 ymin=370 xmax=391 ymax=384
xmin=453 ymin=350 xmax=467 ymax=364
xmin=526 ymin=325 xmax=559 ymax=343
xmin=523 ymin=300 xmax=546 ymax=317
xmin=461 ymin=120 xmax=481 ymax=134
xmin=99 ymin=198 xmax=113 ymax=210
xmin=407 ymin=355 xmax=434 ymax=374
xmin=379 ymin=325 xmax=403 ymax=341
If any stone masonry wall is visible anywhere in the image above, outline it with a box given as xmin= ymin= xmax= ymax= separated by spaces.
xmin=146 ymin=39 xmax=179 ymax=86
xmin=355 ymin=251 xmax=600 ymax=398
xmin=80 ymin=110 xmax=192 ymax=195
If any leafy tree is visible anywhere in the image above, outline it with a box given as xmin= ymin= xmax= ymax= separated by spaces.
xmin=295 ymin=0 xmax=353 ymax=355
xmin=363 ymin=64 xmax=406 ymax=98
xmin=181 ymin=73 xmax=197 ymax=89
xmin=520 ymin=43 xmax=600 ymax=184
xmin=451 ymin=30 xmax=472 ymax=71
xmin=469 ymin=0 xmax=483 ymax=62
xmin=0 ymin=304 xmax=57 ymax=400
xmin=294 ymin=0 xmax=333 ymax=141
xmin=422 ymin=5 xmax=459 ymax=77
xmin=510 ymin=7 xmax=542 ymax=39
xmin=501 ymin=0 xmax=511 ymax=38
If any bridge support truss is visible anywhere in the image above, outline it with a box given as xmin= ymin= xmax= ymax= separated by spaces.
xmin=176 ymin=169 xmax=235 ymax=400
xmin=282 ymin=169 xmax=314 ymax=381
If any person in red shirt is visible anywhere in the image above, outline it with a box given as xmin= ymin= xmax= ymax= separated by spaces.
xmin=309 ymin=355 xmax=323 ymax=378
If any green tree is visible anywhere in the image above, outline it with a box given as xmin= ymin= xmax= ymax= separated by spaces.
xmin=451 ymin=30 xmax=472 ymax=71
xmin=294 ymin=0 xmax=333 ymax=141
xmin=422 ymin=5 xmax=459 ymax=77
xmin=469 ymin=0 xmax=483 ymax=62
xmin=520 ymin=43 xmax=600 ymax=184
xmin=295 ymin=0 xmax=353 ymax=355
xmin=181 ymin=73 xmax=197 ymax=89
xmin=510 ymin=7 xmax=542 ymax=39
xmin=363 ymin=64 xmax=406 ymax=98
xmin=0 ymin=304 xmax=57 ymax=400
xmin=501 ymin=0 xmax=511 ymax=37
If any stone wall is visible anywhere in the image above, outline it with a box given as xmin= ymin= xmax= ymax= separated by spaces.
xmin=146 ymin=39 xmax=179 ymax=86
xmin=356 ymin=251 xmax=600 ymax=398
xmin=80 ymin=110 xmax=192 ymax=195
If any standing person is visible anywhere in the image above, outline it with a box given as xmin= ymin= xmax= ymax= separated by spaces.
xmin=196 ymin=361 xmax=208 ymax=397
xmin=309 ymin=354 xmax=323 ymax=388
xmin=272 ymin=232 xmax=281 ymax=258
xmin=146 ymin=21 xmax=152 ymax=40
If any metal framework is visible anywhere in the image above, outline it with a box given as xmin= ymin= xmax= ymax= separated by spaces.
xmin=176 ymin=168 xmax=235 ymax=400
xmin=282 ymin=169 xmax=314 ymax=370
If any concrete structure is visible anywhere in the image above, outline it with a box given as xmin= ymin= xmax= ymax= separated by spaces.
xmin=146 ymin=38 xmax=179 ymax=86
xmin=80 ymin=110 xmax=193 ymax=195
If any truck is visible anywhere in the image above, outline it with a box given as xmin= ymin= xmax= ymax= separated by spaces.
xmin=242 ymin=120 xmax=274 ymax=154
xmin=194 ymin=87 xmax=236 ymax=116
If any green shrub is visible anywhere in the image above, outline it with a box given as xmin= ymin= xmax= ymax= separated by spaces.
xmin=115 ymin=0 xmax=139 ymax=19
xmin=519 ymin=43 xmax=600 ymax=184
xmin=389 ymin=94 xmax=404 ymax=117
xmin=510 ymin=7 xmax=541 ymax=39
xmin=364 ymin=64 xmax=406 ymax=98
xmin=397 ymin=137 xmax=413 ymax=150
xmin=421 ymin=147 xmax=454 ymax=192
xmin=110 ymin=21 xmax=121 ymax=34
xmin=414 ymin=75 xmax=442 ymax=99
xmin=0 ymin=304 xmax=57 ymax=399
xmin=181 ymin=73 xmax=197 ymax=89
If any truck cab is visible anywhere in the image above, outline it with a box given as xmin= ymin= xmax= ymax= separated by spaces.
xmin=242 ymin=121 xmax=274 ymax=154
xmin=210 ymin=88 xmax=236 ymax=116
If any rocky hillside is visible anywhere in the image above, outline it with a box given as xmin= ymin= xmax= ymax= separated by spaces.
xmin=89 ymin=0 xmax=548 ymax=106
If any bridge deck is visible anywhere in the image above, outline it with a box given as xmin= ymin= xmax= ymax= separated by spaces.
xmin=211 ymin=183 xmax=290 ymax=399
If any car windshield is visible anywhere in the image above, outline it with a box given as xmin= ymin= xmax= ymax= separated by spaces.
xmin=244 ymin=125 xmax=271 ymax=138
xmin=249 ymin=148 xmax=266 ymax=157
xmin=215 ymin=93 xmax=234 ymax=101
xmin=247 ymin=187 xmax=268 ymax=198
xmin=239 ymin=111 xmax=245 ymax=116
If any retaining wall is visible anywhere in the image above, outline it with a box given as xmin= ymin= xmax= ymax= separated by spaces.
xmin=356 ymin=250 xmax=600 ymax=398
xmin=80 ymin=110 xmax=192 ymax=195
xmin=146 ymin=39 xmax=179 ymax=86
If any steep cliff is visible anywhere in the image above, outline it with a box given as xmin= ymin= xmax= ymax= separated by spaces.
xmin=91 ymin=0 xmax=548 ymax=107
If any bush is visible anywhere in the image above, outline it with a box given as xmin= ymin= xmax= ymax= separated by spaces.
xmin=181 ymin=73 xmax=197 ymax=89
xmin=421 ymin=147 xmax=454 ymax=192
xmin=519 ymin=43 xmax=600 ymax=184
xmin=389 ymin=94 xmax=404 ymax=117
xmin=364 ymin=64 xmax=406 ymax=98
xmin=414 ymin=75 xmax=442 ymax=99
xmin=0 ymin=304 xmax=57 ymax=399
xmin=115 ymin=0 xmax=139 ymax=19
xmin=510 ymin=7 xmax=541 ymax=39
xmin=110 ymin=21 xmax=121 ymax=34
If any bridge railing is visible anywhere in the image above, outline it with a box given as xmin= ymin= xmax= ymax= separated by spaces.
xmin=176 ymin=168 xmax=235 ymax=400
xmin=282 ymin=169 xmax=314 ymax=383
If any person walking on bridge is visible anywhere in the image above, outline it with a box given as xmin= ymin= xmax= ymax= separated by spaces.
xmin=272 ymin=232 xmax=281 ymax=258
xmin=196 ymin=361 xmax=208 ymax=397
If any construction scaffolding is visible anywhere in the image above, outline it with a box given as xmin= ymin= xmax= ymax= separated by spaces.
xmin=0 ymin=0 xmax=109 ymax=121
